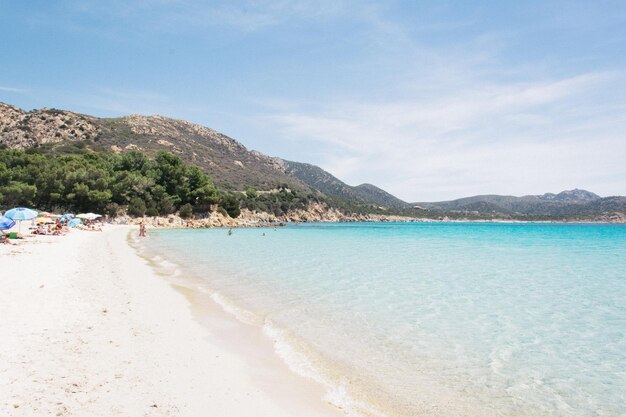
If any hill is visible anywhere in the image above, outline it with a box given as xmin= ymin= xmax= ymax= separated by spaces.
xmin=413 ymin=189 xmax=625 ymax=219
xmin=281 ymin=160 xmax=408 ymax=208
xmin=0 ymin=102 xmax=410 ymax=209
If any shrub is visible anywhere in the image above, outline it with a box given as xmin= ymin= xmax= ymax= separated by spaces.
xmin=219 ymin=194 xmax=241 ymax=218
xmin=105 ymin=202 xmax=120 ymax=217
xmin=158 ymin=196 xmax=176 ymax=215
xmin=128 ymin=197 xmax=147 ymax=217
xmin=245 ymin=188 xmax=257 ymax=198
xmin=179 ymin=203 xmax=193 ymax=219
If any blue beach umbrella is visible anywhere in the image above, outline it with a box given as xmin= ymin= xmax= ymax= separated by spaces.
xmin=4 ymin=207 xmax=38 ymax=221
xmin=4 ymin=207 xmax=38 ymax=234
xmin=68 ymin=218 xmax=82 ymax=228
xmin=0 ymin=216 xmax=16 ymax=231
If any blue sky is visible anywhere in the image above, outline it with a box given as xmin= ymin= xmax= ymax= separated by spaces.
xmin=1 ymin=0 xmax=625 ymax=201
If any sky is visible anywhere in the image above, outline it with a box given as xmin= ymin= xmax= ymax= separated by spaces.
xmin=1 ymin=0 xmax=625 ymax=201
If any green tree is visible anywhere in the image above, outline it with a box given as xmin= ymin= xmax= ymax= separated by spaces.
xmin=0 ymin=182 xmax=37 ymax=207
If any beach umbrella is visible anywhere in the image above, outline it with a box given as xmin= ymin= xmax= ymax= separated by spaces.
xmin=35 ymin=217 xmax=55 ymax=224
xmin=0 ymin=216 xmax=16 ymax=231
xmin=68 ymin=218 xmax=82 ymax=228
xmin=4 ymin=207 xmax=38 ymax=221
xmin=77 ymin=213 xmax=102 ymax=220
xmin=4 ymin=207 xmax=38 ymax=234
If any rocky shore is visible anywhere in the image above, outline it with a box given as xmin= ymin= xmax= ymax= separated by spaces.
xmin=116 ymin=203 xmax=428 ymax=229
xmin=114 ymin=201 xmax=626 ymax=229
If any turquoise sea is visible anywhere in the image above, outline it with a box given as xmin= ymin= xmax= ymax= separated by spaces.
xmin=141 ymin=223 xmax=626 ymax=417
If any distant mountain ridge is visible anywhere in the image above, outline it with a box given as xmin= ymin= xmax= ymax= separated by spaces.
xmin=414 ymin=189 xmax=601 ymax=210
xmin=413 ymin=189 xmax=625 ymax=217
xmin=530 ymin=189 xmax=600 ymax=202
xmin=280 ymin=160 xmax=408 ymax=208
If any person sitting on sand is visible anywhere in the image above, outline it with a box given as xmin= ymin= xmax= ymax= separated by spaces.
xmin=0 ymin=234 xmax=15 ymax=245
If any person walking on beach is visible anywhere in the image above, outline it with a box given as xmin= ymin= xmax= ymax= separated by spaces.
xmin=139 ymin=221 xmax=147 ymax=237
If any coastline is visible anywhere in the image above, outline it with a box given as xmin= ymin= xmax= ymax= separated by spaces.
xmin=0 ymin=226 xmax=343 ymax=417
xmin=112 ymin=202 xmax=626 ymax=230
xmin=121 ymin=211 xmax=626 ymax=231
xmin=135 ymin=224 xmax=626 ymax=417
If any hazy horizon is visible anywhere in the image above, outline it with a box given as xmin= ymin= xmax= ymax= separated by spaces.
xmin=1 ymin=1 xmax=625 ymax=201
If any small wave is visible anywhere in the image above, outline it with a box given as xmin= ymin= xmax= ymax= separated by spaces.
xmin=262 ymin=320 xmax=388 ymax=417
xmin=139 ymin=237 xmax=390 ymax=417
xmin=210 ymin=292 xmax=263 ymax=326
xmin=208 ymin=291 xmax=388 ymax=417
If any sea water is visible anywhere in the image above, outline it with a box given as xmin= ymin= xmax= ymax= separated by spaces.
xmin=141 ymin=223 xmax=626 ymax=417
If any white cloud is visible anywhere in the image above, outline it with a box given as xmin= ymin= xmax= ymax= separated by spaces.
xmin=262 ymin=71 xmax=626 ymax=201
xmin=0 ymin=85 xmax=26 ymax=93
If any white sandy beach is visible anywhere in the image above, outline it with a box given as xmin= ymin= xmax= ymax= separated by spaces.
xmin=0 ymin=226 xmax=342 ymax=417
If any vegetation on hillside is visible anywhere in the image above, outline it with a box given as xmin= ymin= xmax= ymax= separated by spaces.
xmin=0 ymin=148 xmax=336 ymax=219
xmin=0 ymin=148 xmax=240 ymax=217
xmin=238 ymin=187 xmax=320 ymax=216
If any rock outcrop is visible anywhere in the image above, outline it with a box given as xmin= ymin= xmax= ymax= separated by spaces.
xmin=0 ymin=104 xmax=99 ymax=149
xmin=120 ymin=202 xmax=430 ymax=229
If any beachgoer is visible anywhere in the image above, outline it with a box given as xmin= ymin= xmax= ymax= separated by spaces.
xmin=228 ymin=228 xmax=233 ymax=236
xmin=139 ymin=221 xmax=146 ymax=237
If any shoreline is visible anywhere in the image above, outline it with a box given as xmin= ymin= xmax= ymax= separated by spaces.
xmin=138 ymin=227 xmax=507 ymax=417
xmin=133 ymin=233 xmax=398 ymax=417
xmin=123 ymin=215 xmax=626 ymax=231
xmin=0 ymin=226 xmax=344 ymax=417
xmin=133 ymin=224 xmax=626 ymax=417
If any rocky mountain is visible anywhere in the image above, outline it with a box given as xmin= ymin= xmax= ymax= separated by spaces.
xmin=281 ymin=160 xmax=408 ymax=208
xmin=0 ymin=103 xmax=313 ymax=192
xmin=0 ymin=102 xmax=405 ymax=208
xmin=413 ymin=189 xmax=623 ymax=218
xmin=530 ymin=189 xmax=600 ymax=202
xmin=94 ymin=115 xmax=308 ymax=192
xmin=0 ymin=103 xmax=99 ymax=148
xmin=352 ymin=183 xmax=408 ymax=208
